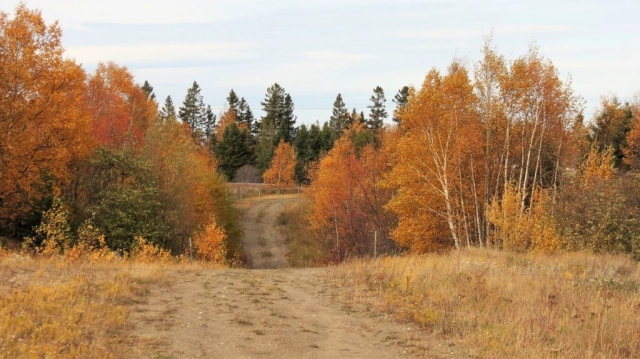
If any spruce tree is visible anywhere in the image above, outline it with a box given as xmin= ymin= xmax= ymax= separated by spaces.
xmin=141 ymin=80 xmax=156 ymax=101
xmin=237 ymin=97 xmax=256 ymax=136
xmin=204 ymin=105 xmax=217 ymax=142
xmin=215 ymin=123 xmax=252 ymax=181
xmin=255 ymin=121 xmax=277 ymax=173
xmin=392 ymin=86 xmax=410 ymax=123
xmin=179 ymin=81 xmax=207 ymax=142
xmin=367 ymin=86 xmax=387 ymax=130
xmin=160 ymin=96 xmax=177 ymax=122
xmin=226 ymin=89 xmax=240 ymax=115
xmin=280 ymin=93 xmax=297 ymax=143
xmin=329 ymin=93 xmax=349 ymax=137
xmin=259 ymin=83 xmax=296 ymax=145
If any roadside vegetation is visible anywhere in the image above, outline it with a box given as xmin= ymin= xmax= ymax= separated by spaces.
xmin=0 ymin=243 xmax=221 ymax=358
xmin=331 ymin=249 xmax=640 ymax=358
xmin=276 ymin=200 xmax=331 ymax=267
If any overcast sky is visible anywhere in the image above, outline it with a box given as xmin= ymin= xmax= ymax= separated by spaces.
xmin=3 ymin=0 xmax=639 ymax=125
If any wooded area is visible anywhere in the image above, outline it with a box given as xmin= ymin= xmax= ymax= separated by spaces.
xmin=1 ymin=5 xmax=639 ymax=262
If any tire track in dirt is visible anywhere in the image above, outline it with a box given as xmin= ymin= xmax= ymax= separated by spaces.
xmin=129 ymin=196 xmax=465 ymax=359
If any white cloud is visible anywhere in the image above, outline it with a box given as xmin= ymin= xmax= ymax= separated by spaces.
xmin=65 ymin=42 xmax=256 ymax=66
xmin=301 ymin=50 xmax=372 ymax=62
xmin=397 ymin=24 xmax=573 ymax=40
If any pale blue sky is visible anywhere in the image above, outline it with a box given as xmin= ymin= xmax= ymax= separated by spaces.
xmin=4 ymin=0 xmax=639 ymax=125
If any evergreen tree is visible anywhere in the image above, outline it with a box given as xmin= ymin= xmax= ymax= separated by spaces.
xmin=179 ymin=81 xmax=207 ymax=143
xmin=255 ymin=121 xmax=277 ymax=173
xmin=321 ymin=122 xmax=335 ymax=153
xmin=392 ymin=86 xmax=410 ymax=123
xmin=308 ymin=123 xmax=323 ymax=160
xmin=237 ymin=97 xmax=256 ymax=136
xmin=259 ymin=83 xmax=296 ymax=145
xmin=160 ymin=96 xmax=177 ymax=122
xmin=204 ymin=105 xmax=217 ymax=142
xmin=141 ymin=80 xmax=156 ymax=101
xmin=215 ymin=123 xmax=252 ymax=181
xmin=280 ymin=93 xmax=297 ymax=143
xmin=226 ymin=89 xmax=240 ymax=115
xmin=367 ymin=86 xmax=387 ymax=130
xmin=329 ymin=93 xmax=349 ymax=137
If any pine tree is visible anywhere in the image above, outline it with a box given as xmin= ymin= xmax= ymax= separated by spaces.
xmin=237 ymin=97 xmax=255 ymax=136
xmin=215 ymin=123 xmax=252 ymax=181
xmin=392 ymin=86 xmax=410 ymax=123
xmin=179 ymin=81 xmax=207 ymax=143
xmin=367 ymin=86 xmax=387 ymax=130
xmin=329 ymin=93 xmax=349 ymax=137
xmin=226 ymin=89 xmax=240 ymax=115
xmin=255 ymin=121 xmax=277 ymax=173
xmin=308 ymin=124 xmax=323 ymax=160
xmin=321 ymin=122 xmax=335 ymax=153
xmin=259 ymin=83 xmax=296 ymax=145
xmin=280 ymin=93 xmax=297 ymax=143
xmin=160 ymin=96 xmax=177 ymax=122
xmin=141 ymin=80 xmax=156 ymax=101
xmin=204 ymin=105 xmax=217 ymax=142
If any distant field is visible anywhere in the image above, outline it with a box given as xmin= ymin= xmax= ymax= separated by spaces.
xmin=226 ymin=182 xmax=305 ymax=200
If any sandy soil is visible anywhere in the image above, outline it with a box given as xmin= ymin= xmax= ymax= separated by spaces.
xmin=129 ymin=196 xmax=463 ymax=359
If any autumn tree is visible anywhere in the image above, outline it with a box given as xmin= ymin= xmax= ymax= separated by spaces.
xmin=307 ymin=133 xmax=396 ymax=260
xmin=141 ymin=119 xmax=242 ymax=258
xmin=85 ymin=62 xmax=157 ymax=149
xmin=624 ymin=100 xmax=640 ymax=170
xmin=367 ymin=86 xmax=387 ymax=130
xmin=0 ymin=5 xmax=92 ymax=231
xmin=263 ymin=140 xmax=296 ymax=190
xmin=385 ymin=62 xmax=484 ymax=252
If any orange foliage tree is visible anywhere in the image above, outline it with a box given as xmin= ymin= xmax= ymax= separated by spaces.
xmin=307 ymin=133 xmax=396 ymax=260
xmin=193 ymin=216 xmax=227 ymax=263
xmin=0 ymin=5 xmax=92 ymax=228
xmin=141 ymin=119 xmax=240 ymax=255
xmin=385 ymin=62 xmax=484 ymax=252
xmin=623 ymin=99 xmax=640 ymax=170
xmin=85 ymin=62 xmax=157 ymax=148
xmin=263 ymin=140 xmax=296 ymax=190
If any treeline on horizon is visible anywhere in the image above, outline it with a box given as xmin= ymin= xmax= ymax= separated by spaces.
xmin=1 ymin=5 xmax=639 ymax=262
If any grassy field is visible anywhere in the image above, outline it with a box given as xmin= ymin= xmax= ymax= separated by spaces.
xmin=330 ymin=249 xmax=640 ymax=358
xmin=276 ymin=199 xmax=331 ymax=267
xmin=0 ymin=249 xmax=216 ymax=359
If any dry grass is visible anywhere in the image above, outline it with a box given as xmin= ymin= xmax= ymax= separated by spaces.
xmin=0 ymin=250 xmax=220 ymax=359
xmin=277 ymin=201 xmax=331 ymax=267
xmin=331 ymin=249 xmax=640 ymax=358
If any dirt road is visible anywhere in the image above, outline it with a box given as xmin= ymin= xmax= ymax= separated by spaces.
xmin=130 ymin=196 xmax=455 ymax=359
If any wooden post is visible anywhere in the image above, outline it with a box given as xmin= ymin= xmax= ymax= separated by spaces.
xmin=374 ymin=231 xmax=377 ymax=258
xmin=189 ymin=237 xmax=193 ymax=262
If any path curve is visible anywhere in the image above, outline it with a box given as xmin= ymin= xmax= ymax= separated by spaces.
xmin=128 ymin=196 xmax=461 ymax=358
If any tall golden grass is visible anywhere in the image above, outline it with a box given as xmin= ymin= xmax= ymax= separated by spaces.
xmin=331 ymin=249 xmax=640 ymax=358
xmin=0 ymin=243 xmax=220 ymax=358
